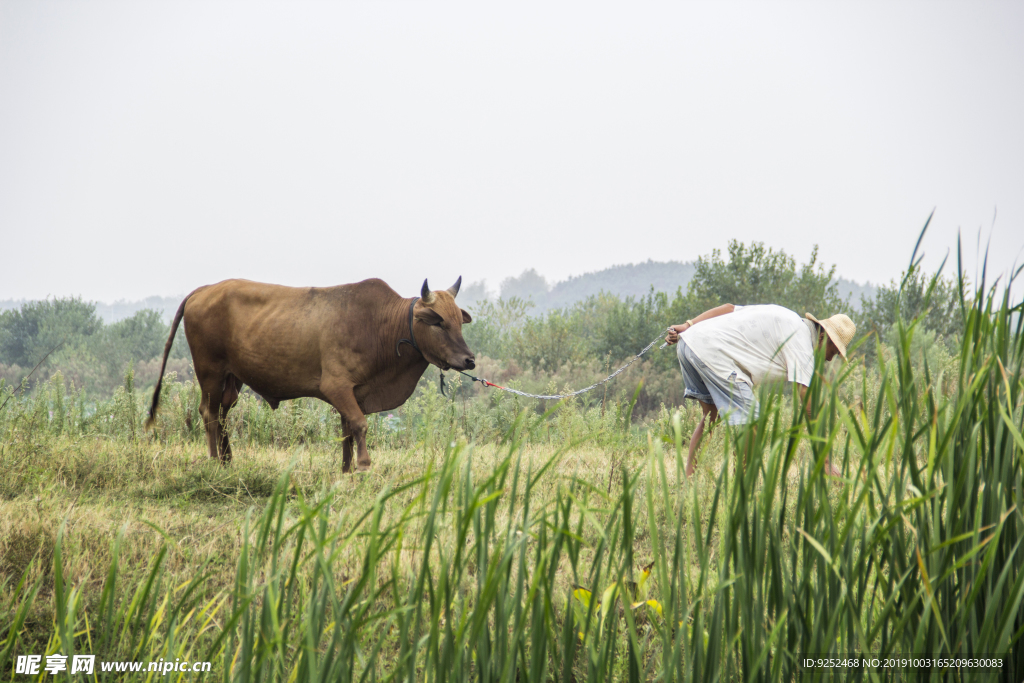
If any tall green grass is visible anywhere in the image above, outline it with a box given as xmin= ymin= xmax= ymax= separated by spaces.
xmin=1 ymin=256 xmax=1022 ymax=681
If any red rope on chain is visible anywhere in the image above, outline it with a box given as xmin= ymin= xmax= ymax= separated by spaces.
xmin=459 ymin=371 xmax=506 ymax=390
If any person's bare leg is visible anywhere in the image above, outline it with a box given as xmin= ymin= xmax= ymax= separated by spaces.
xmin=800 ymin=383 xmax=841 ymax=476
xmin=686 ymin=401 xmax=718 ymax=477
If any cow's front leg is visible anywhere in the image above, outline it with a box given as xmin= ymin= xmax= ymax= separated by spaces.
xmin=321 ymin=383 xmax=370 ymax=472
xmin=340 ymin=416 xmax=355 ymax=473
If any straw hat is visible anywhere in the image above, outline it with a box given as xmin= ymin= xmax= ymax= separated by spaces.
xmin=805 ymin=312 xmax=856 ymax=359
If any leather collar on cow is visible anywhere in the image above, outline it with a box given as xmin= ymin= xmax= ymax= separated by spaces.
xmin=396 ymin=298 xmax=420 ymax=358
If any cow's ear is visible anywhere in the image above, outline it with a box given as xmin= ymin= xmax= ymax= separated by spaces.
xmin=415 ymin=308 xmax=443 ymax=326
xmin=461 ymin=309 xmax=473 ymax=324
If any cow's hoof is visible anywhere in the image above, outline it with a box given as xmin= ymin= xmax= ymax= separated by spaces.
xmin=356 ymin=463 xmax=371 ymax=473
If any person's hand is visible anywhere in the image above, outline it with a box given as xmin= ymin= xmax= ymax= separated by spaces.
xmin=665 ymin=322 xmax=689 ymax=345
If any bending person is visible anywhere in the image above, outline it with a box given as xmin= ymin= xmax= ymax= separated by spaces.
xmin=664 ymin=304 xmax=855 ymax=477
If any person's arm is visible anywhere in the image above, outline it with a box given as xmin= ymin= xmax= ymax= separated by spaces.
xmin=665 ymin=304 xmax=735 ymax=345
xmin=798 ymin=384 xmax=814 ymax=420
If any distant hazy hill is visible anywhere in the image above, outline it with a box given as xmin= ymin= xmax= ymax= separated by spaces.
xmin=494 ymin=261 xmax=696 ymax=314
xmin=833 ymin=279 xmax=876 ymax=311
xmin=550 ymin=260 xmax=698 ymax=310
xmin=1 ymin=264 xmax=874 ymax=324
xmin=494 ymin=261 xmax=874 ymax=314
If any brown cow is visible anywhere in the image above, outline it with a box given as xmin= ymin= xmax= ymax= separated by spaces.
xmin=146 ymin=277 xmax=475 ymax=472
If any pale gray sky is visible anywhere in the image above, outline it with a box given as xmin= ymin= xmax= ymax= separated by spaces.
xmin=2 ymin=1 xmax=1022 ymax=303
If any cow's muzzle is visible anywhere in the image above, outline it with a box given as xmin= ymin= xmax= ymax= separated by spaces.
xmin=449 ymin=355 xmax=475 ymax=371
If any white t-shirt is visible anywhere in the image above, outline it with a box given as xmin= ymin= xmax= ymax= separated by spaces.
xmin=680 ymin=304 xmax=815 ymax=387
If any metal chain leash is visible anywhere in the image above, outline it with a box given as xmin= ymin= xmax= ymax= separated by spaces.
xmin=454 ymin=327 xmax=674 ymax=400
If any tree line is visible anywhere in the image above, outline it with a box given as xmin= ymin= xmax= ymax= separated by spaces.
xmin=0 ymin=300 xmax=190 ymax=397
xmin=1 ymin=240 xmax=961 ymax=409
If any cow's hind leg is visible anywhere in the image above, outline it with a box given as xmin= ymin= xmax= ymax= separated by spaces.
xmin=320 ymin=382 xmax=369 ymax=473
xmin=218 ymin=374 xmax=243 ymax=463
xmin=198 ymin=376 xmax=225 ymax=463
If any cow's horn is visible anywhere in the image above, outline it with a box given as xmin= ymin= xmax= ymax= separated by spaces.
xmin=447 ymin=276 xmax=462 ymax=298
xmin=421 ymin=279 xmax=435 ymax=304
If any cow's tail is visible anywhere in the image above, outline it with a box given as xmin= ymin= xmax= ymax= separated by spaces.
xmin=146 ymin=290 xmax=195 ymax=429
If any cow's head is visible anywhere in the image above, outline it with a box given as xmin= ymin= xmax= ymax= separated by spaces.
xmin=413 ymin=276 xmax=476 ymax=371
